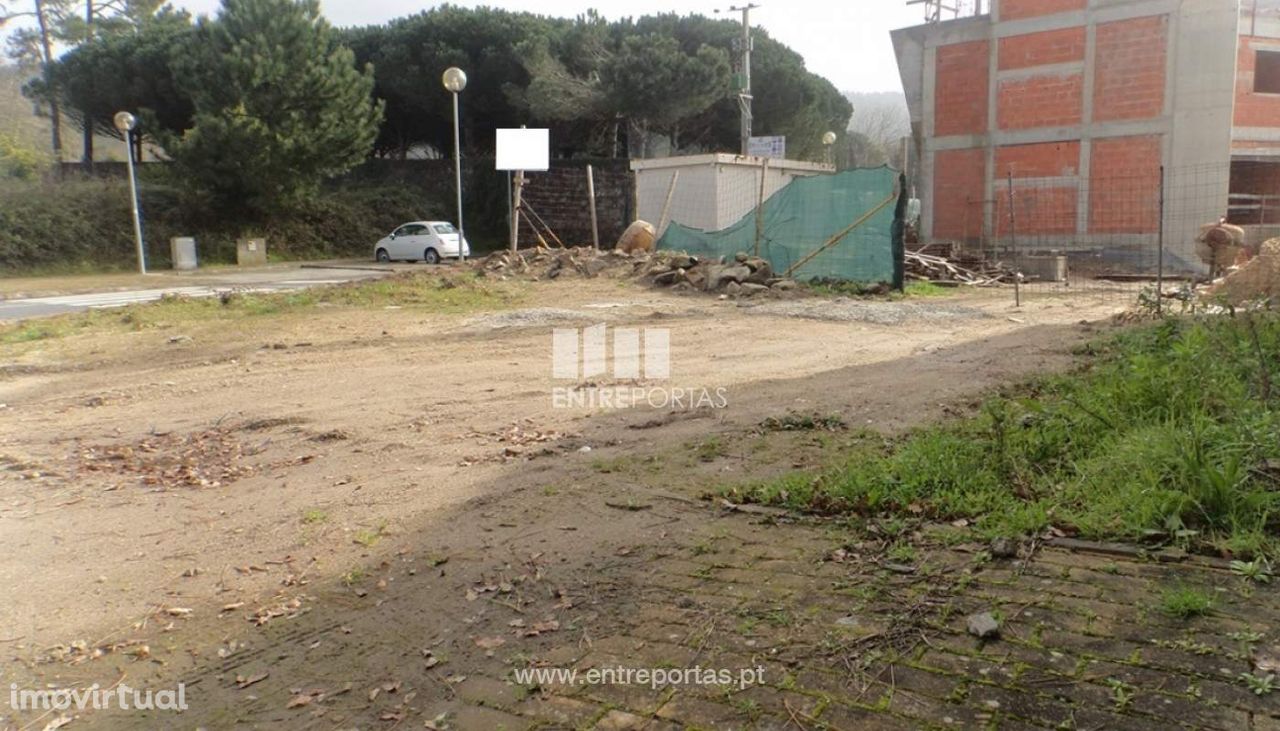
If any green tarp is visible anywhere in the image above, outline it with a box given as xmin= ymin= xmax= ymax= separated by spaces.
xmin=658 ymin=166 xmax=905 ymax=285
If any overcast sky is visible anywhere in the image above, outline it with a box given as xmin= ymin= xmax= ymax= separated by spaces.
xmin=159 ymin=0 xmax=927 ymax=93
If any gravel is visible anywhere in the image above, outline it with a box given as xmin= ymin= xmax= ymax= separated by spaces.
xmin=741 ymin=298 xmax=989 ymax=325
xmin=466 ymin=308 xmax=598 ymax=330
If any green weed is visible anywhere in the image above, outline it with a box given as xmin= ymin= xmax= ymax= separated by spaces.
xmin=1157 ymin=585 xmax=1215 ymax=619
xmin=1230 ymin=558 xmax=1273 ymax=584
xmin=721 ymin=316 xmax=1280 ymax=557
xmin=301 ymin=508 xmax=329 ymax=524
xmin=1240 ymin=672 xmax=1277 ymax=696
xmin=352 ymin=520 xmax=389 ymax=548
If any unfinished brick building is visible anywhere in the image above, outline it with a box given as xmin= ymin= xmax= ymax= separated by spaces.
xmin=893 ymin=0 xmax=1280 ymax=271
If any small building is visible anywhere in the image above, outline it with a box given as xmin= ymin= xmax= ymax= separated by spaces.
xmin=892 ymin=0 xmax=1280 ymax=269
xmin=630 ymin=154 xmax=834 ymax=238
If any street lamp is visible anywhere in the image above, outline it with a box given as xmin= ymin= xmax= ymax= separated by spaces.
xmin=822 ymin=131 xmax=837 ymax=167
xmin=442 ymin=67 xmax=468 ymax=263
xmin=113 ymin=111 xmax=146 ymax=274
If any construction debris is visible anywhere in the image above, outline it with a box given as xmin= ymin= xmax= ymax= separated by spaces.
xmin=1202 ymin=237 xmax=1280 ymax=305
xmin=476 ymin=246 xmax=801 ymax=297
xmin=905 ymin=243 xmax=1017 ymax=285
xmin=478 ymin=241 xmax=1025 ymax=293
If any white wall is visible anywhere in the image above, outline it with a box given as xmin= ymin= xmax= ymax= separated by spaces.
xmin=633 ymin=155 xmax=833 ymax=238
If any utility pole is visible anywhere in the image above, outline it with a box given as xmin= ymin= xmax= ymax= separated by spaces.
xmin=719 ymin=4 xmax=759 ymax=156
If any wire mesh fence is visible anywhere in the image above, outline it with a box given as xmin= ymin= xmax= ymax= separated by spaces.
xmin=933 ymin=160 xmax=1280 ymax=306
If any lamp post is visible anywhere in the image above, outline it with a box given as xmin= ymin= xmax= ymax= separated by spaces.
xmin=442 ymin=67 xmax=468 ymax=263
xmin=114 ymin=111 xmax=146 ymax=274
xmin=822 ymin=131 xmax=837 ymax=168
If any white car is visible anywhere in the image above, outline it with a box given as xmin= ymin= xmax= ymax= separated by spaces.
xmin=374 ymin=221 xmax=471 ymax=264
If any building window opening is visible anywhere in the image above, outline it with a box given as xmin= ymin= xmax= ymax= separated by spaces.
xmin=1255 ymin=50 xmax=1280 ymax=94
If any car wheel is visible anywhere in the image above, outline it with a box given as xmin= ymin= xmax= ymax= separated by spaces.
xmin=376 ymin=248 xmax=391 ymax=263
xmin=424 ymin=248 xmax=441 ymax=265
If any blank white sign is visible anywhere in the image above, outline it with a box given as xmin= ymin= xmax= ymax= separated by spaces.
xmin=496 ymin=128 xmax=550 ymax=171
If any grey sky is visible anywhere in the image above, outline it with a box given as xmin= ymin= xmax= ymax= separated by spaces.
xmin=162 ymin=0 xmax=926 ymax=93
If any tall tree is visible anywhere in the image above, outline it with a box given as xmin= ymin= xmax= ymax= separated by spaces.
xmin=60 ymin=0 xmax=163 ymax=166
xmin=164 ymin=0 xmax=382 ymax=211
xmin=345 ymin=5 xmax=545 ymax=158
xmin=600 ymin=33 xmax=730 ymax=157
xmin=26 ymin=3 xmax=187 ymax=165
xmin=2 ymin=0 xmax=71 ymax=161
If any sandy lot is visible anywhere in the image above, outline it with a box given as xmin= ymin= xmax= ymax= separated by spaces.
xmin=0 ymin=276 xmax=1124 ymax=729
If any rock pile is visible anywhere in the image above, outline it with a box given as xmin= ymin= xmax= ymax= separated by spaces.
xmin=642 ymin=251 xmax=798 ymax=297
xmin=475 ymin=246 xmax=801 ymax=297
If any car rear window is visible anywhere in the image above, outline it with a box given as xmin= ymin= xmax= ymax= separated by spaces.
xmin=433 ymin=224 xmax=457 ymax=234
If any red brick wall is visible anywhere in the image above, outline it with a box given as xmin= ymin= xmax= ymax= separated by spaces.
xmin=997 ymin=74 xmax=1083 ymax=130
xmin=995 ymin=141 xmax=1081 ymax=178
xmin=935 ymin=41 xmax=990 ymax=137
xmin=998 ymin=27 xmax=1086 ymax=71
xmin=995 ymin=187 xmax=1078 ymax=235
xmin=1089 ymin=135 xmax=1163 ymax=233
xmin=1093 ymin=16 xmax=1168 ymax=123
xmin=1234 ymin=37 xmax=1280 ymax=131
xmin=1000 ymin=0 xmax=1085 ymax=21
xmin=933 ymin=148 xmax=987 ymax=241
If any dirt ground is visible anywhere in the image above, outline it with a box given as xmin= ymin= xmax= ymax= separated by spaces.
xmin=5 ymin=277 xmax=1274 ymax=730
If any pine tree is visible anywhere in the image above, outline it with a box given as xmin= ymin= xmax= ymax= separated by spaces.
xmin=165 ymin=0 xmax=382 ymax=212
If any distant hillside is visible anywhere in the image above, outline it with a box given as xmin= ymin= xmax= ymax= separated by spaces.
xmin=1 ymin=63 xmax=126 ymax=164
xmin=0 ymin=64 xmax=52 ymax=158
xmin=844 ymin=91 xmax=911 ymax=142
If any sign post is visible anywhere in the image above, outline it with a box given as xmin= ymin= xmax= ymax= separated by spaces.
xmin=496 ymin=128 xmax=550 ymax=252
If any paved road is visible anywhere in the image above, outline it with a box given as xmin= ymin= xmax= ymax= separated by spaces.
xmin=0 ymin=267 xmax=390 ymax=321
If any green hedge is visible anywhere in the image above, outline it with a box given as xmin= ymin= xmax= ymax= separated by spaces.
xmin=0 ymin=177 xmax=446 ymax=273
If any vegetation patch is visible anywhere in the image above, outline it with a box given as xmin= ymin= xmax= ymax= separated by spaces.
xmin=723 ymin=314 xmax=1280 ymax=558
xmin=0 ymin=271 xmax=523 ymax=345
xmin=0 ymin=178 xmax=440 ymax=273
xmin=758 ymin=411 xmax=847 ymax=433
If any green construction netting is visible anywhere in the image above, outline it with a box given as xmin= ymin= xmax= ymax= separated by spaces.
xmin=657 ymin=166 xmax=905 ymax=285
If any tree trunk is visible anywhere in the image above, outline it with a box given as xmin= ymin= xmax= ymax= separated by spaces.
xmin=34 ymin=0 xmax=64 ymax=163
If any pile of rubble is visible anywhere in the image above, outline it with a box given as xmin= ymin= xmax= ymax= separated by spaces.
xmin=477 ymin=246 xmax=645 ymax=281
xmin=906 ymin=243 xmax=1017 ymax=285
xmin=1202 ymin=238 xmax=1280 ymax=305
xmin=476 ymin=246 xmax=801 ymax=297
xmin=641 ymin=251 xmax=798 ymax=296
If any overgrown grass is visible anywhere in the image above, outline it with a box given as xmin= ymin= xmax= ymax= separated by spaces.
xmin=724 ymin=314 xmax=1280 ymax=557
xmin=904 ymin=280 xmax=955 ymax=297
xmin=0 ymin=270 xmax=523 ymax=345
